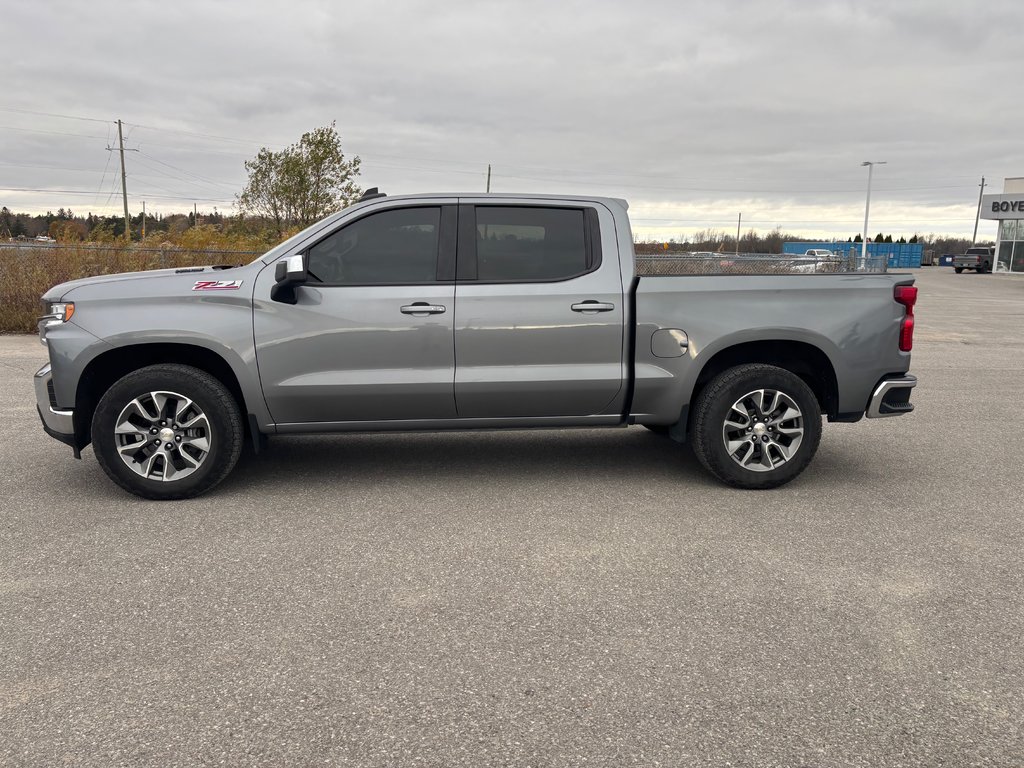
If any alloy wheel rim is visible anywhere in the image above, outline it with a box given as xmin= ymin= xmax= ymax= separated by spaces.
xmin=114 ymin=391 xmax=212 ymax=481
xmin=722 ymin=388 xmax=804 ymax=472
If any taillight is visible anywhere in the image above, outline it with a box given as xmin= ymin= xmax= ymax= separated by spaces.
xmin=894 ymin=285 xmax=917 ymax=352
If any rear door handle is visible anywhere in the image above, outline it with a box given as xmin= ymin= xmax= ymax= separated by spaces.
xmin=401 ymin=302 xmax=446 ymax=315
xmin=571 ymin=301 xmax=615 ymax=313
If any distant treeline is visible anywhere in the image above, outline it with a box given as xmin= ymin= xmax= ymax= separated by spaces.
xmin=0 ymin=206 xmax=288 ymax=251
xmin=635 ymin=226 xmax=987 ymax=257
xmin=2 ymin=206 xmax=987 ymax=258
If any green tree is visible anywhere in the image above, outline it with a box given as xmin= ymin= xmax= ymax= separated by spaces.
xmin=0 ymin=206 xmax=12 ymax=238
xmin=238 ymin=122 xmax=361 ymax=236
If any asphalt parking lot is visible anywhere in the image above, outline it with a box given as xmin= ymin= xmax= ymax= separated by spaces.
xmin=1 ymin=268 xmax=1022 ymax=767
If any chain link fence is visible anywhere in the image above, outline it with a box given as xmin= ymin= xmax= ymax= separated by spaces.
xmin=636 ymin=252 xmax=889 ymax=276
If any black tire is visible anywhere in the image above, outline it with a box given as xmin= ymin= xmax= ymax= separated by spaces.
xmin=91 ymin=364 xmax=244 ymax=500
xmin=690 ymin=364 xmax=822 ymax=490
xmin=979 ymin=262 xmax=990 ymax=273
xmin=954 ymin=267 xmax=963 ymax=274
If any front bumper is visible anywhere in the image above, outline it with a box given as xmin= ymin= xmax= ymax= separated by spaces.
xmin=34 ymin=363 xmax=80 ymax=456
xmin=866 ymin=375 xmax=917 ymax=418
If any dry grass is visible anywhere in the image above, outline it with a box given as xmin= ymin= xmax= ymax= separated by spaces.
xmin=0 ymin=244 xmax=259 ymax=333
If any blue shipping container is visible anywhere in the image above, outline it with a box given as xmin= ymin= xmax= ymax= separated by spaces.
xmin=784 ymin=241 xmax=922 ymax=268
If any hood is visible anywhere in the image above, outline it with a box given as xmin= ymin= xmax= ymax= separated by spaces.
xmin=42 ymin=264 xmax=244 ymax=301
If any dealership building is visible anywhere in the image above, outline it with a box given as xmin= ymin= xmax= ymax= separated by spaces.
xmin=984 ymin=177 xmax=1024 ymax=273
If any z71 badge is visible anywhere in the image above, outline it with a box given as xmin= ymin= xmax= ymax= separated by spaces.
xmin=192 ymin=280 xmax=244 ymax=291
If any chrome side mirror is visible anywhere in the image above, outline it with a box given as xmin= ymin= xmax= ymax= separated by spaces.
xmin=271 ymin=254 xmax=308 ymax=304
xmin=274 ymin=254 xmax=307 ymax=283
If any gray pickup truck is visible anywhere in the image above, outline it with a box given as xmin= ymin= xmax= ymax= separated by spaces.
xmin=953 ymin=245 xmax=995 ymax=273
xmin=35 ymin=192 xmax=918 ymax=499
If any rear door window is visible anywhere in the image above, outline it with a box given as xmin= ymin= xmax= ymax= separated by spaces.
xmin=473 ymin=206 xmax=593 ymax=282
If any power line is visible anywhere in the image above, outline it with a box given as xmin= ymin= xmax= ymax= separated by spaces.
xmin=127 ymin=173 xmax=233 ymax=203
xmin=125 ymin=121 xmax=273 ymax=146
xmin=135 ymin=150 xmax=240 ymax=190
xmin=362 ymin=159 xmax=981 ymax=194
xmin=0 ymin=161 xmax=111 ymax=173
xmin=0 ymin=106 xmax=112 ymax=124
xmin=362 ymin=151 xmax=982 ymax=185
xmin=0 ymin=124 xmax=110 ymax=140
xmin=1 ymin=186 xmax=234 ymax=203
xmin=0 ymin=106 xmax=267 ymax=144
xmin=92 ymin=134 xmax=114 ymax=209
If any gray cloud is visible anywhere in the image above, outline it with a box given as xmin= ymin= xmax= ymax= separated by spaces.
xmin=2 ymin=0 xmax=1019 ymax=238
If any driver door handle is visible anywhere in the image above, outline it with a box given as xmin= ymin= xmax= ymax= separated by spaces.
xmin=401 ymin=302 xmax=446 ymax=315
xmin=571 ymin=301 xmax=615 ymax=313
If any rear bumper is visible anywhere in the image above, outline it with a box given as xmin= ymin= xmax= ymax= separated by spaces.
xmin=866 ymin=375 xmax=917 ymax=418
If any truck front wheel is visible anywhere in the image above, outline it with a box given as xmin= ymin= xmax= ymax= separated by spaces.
xmin=690 ymin=364 xmax=822 ymax=490
xmin=91 ymin=364 xmax=244 ymax=500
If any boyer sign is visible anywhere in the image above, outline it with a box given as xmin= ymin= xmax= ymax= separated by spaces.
xmin=982 ymin=194 xmax=1024 ymax=219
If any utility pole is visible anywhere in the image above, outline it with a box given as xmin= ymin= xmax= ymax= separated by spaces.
xmin=141 ymin=201 xmax=146 ymax=238
xmin=486 ymin=164 xmax=491 ymax=193
xmin=193 ymin=202 xmax=198 ymax=228
xmin=116 ymin=119 xmax=130 ymax=242
xmin=107 ymin=119 xmax=137 ymax=243
xmin=972 ymin=176 xmax=986 ymax=245
xmin=735 ymin=212 xmax=741 ymax=256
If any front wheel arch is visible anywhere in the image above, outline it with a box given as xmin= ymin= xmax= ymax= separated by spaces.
xmin=76 ymin=343 xmax=249 ymax=448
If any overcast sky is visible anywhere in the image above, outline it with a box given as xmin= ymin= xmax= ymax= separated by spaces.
xmin=2 ymin=0 xmax=1019 ymax=240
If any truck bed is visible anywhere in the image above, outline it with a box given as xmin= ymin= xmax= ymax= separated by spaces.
xmin=630 ymin=272 xmax=914 ymax=423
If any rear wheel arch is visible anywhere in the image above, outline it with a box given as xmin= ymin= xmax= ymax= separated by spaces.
xmin=687 ymin=340 xmax=838 ymax=428
xmin=75 ymin=343 xmax=249 ymax=445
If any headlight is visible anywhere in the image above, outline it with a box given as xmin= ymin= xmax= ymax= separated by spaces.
xmin=48 ymin=302 xmax=76 ymax=322
xmin=38 ymin=301 xmax=75 ymax=345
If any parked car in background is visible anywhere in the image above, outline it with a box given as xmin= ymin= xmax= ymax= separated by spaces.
xmin=953 ymin=246 xmax=995 ymax=274
xmin=789 ymin=249 xmax=841 ymax=273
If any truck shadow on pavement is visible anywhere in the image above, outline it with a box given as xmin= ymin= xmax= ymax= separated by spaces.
xmin=213 ymin=427 xmax=890 ymax=501
xmin=222 ymin=427 xmax=717 ymax=492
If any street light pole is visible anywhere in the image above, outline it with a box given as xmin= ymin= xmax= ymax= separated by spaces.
xmin=861 ymin=160 xmax=886 ymax=264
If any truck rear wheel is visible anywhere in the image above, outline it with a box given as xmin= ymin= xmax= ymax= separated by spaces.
xmin=690 ymin=364 xmax=821 ymax=490
xmin=954 ymin=267 xmax=963 ymax=274
xmin=91 ymin=364 xmax=244 ymax=500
